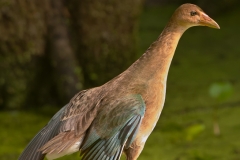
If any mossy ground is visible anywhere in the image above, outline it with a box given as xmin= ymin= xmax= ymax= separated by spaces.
xmin=1 ymin=5 xmax=240 ymax=160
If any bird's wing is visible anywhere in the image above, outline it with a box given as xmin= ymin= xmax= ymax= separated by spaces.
xmin=80 ymin=94 xmax=146 ymax=160
xmin=18 ymin=89 xmax=100 ymax=160
xmin=59 ymin=89 xmax=99 ymax=134
xmin=18 ymin=106 xmax=66 ymax=160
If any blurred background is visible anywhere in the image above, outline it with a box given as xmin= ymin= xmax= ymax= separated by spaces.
xmin=1 ymin=0 xmax=240 ymax=159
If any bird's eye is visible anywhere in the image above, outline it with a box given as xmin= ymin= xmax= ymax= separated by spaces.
xmin=190 ymin=11 xmax=197 ymax=16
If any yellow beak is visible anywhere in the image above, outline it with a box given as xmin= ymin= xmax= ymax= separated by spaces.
xmin=199 ymin=12 xmax=220 ymax=29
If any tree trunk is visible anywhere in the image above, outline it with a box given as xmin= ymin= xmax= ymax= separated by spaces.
xmin=46 ymin=0 xmax=81 ymax=101
xmin=0 ymin=0 xmax=143 ymax=109
xmin=68 ymin=0 xmax=144 ymax=88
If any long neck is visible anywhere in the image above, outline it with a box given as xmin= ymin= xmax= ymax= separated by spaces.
xmin=104 ymin=19 xmax=188 ymax=95
xmin=126 ymin=21 xmax=187 ymax=86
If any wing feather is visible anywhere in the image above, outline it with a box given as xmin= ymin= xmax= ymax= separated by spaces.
xmin=19 ymin=88 xmax=100 ymax=160
xmin=18 ymin=106 xmax=64 ymax=160
xmin=80 ymin=95 xmax=146 ymax=160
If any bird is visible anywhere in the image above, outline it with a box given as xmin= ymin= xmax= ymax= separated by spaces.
xmin=19 ymin=3 xmax=220 ymax=160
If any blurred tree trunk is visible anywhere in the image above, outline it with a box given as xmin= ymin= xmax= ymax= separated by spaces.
xmin=68 ymin=0 xmax=144 ymax=88
xmin=0 ymin=0 xmax=144 ymax=109
xmin=46 ymin=0 xmax=81 ymax=100
xmin=25 ymin=0 xmax=82 ymax=107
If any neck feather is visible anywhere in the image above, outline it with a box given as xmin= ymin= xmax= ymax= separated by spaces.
xmin=125 ymin=20 xmax=188 ymax=85
xmin=104 ymin=19 xmax=189 ymax=95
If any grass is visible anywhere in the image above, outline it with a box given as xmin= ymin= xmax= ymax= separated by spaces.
xmin=1 ymin=4 xmax=240 ymax=160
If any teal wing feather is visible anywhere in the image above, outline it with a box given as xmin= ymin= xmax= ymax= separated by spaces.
xmin=80 ymin=94 xmax=146 ymax=160
xmin=18 ymin=106 xmax=66 ymax=160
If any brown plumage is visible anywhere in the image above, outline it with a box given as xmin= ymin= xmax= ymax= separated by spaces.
xmin=19 ymin=3 xmax=219 ymax=160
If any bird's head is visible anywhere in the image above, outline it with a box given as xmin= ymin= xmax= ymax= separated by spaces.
xmin=172 ymin=3 xmax=220 ymax=29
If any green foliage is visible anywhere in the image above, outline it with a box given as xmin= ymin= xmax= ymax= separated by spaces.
xmin=209 ymin=82 xmax=233 ymax=136
xmin=209 ymin=82 xmax=233 ymax=102
xmin=185 ymin=124 xmax=205 ymax=141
